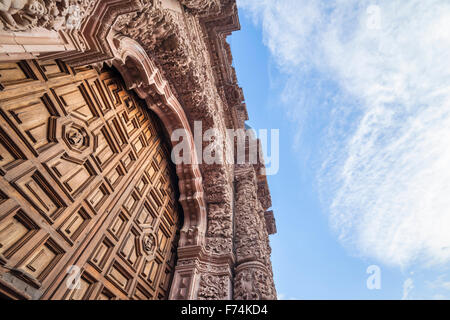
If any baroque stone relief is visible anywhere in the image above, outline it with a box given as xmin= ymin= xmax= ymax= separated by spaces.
xmin=234 ymin=264 xmax=276 ymax=300
xmin=113 ymin=2 xmax=176 ymax=51
xmin=205 ymin=237 xmax=232 ymax=255
xmin=206 ymin=203 xmax=232 ymax=238
xmin=234 ymin=168 xmax=269 ymax=264
xmin=179 ymin=0 xmax=221 ymax=15
xmin=0 ymin=0 xmax=96 ymax=31
xmin=197 ymin=274 xmax=229 ymax=300
xmin=233 ymin=167 xmax=276 ymax=299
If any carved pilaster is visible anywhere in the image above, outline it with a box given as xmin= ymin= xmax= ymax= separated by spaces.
xmin=233 ymin=166 xmax=276 ymax=300
xmin=200 ymin=165 xmax=234 ymax=299
xmin=202 ymin=165 xmax=233 ymax=254
xmin=197 ymin=274 xmax=229 ymax=300
xmin=169 ymin=252 xmax=202 ymax=300
xmin=170 ymin=245 xmax=233 ymax=300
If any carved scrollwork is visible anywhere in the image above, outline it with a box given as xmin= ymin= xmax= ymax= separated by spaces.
xmin=197 ymin=274 xmax=228 ymax=300
xmin=264 ymin=211 xmax=277 ymax=235
xmin=206 ymin=203 xmax=232 ymax=238
xmin=205 ymin=237 xmax=231 ymax=255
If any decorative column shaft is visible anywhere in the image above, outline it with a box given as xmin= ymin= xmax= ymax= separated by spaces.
xmin=233 ymin=166 xmax=277 ymax=300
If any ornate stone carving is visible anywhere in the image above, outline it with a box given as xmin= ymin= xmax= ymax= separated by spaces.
xmin=203 ymin=166 xmax=232 ymax=203
xmin=264 ymin=210 xmax=277 ymax=235
xmin=113 ymin=3 xmax=175 ymax=50
xmin=223 ymin=83 xmax=244 ymax=109
xmin=205 ymin=237 xmax=232 ymax=255
xmin=197 ymin=274 xmax=228 ymax=300
xmin=234 ymin=168 xmax=268 ymax=264
xmin=233 ymin=167 xmax=276 ymax=299
xmin=0 ymin=0 xmax=96 ymax=31
xmin=234 ymin=263 xmax=276 ymax=300
xmin=257 ymin=179 xmax=272 ymax=211
xmin=111 ymin=1 xmax=277 ymax=299
xmin=200 ymin=164 xmax=234 ymax=256
xmin=172 ymin=246 xmax=233 ymax=300
xmin=206 ymin=203 xmax=231 ymax=238
xmin=179 ymin=0 xmax=221 ymax=15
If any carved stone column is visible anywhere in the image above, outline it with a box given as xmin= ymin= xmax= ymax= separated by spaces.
xmin=199 ymin=165 xmax=235 ymax=300
xmin=233 ymin=166 xmax=277 ymax=300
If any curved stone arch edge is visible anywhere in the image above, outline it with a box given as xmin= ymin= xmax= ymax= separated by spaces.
xmin=109 ymin=35 xmax=208 ymax=248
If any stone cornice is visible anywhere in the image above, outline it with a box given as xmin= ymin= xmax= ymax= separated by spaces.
xmin=177 ymin=245 xmax=235 ymax=269
xmin=199 ymin=0 xmax=248 ymax=130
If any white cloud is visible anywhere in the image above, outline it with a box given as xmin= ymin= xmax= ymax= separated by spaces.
xmin=402 ymin=278 xmax=414 ymax=300
xmin=427 ymin=275 xmax=450 ymax=291
xmin=239 ymin=0 xmax=450 ymax=268
xmin=277 ymin=293 xmax=298 ymax=300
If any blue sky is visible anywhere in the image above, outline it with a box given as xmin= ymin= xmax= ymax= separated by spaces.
xmin=229 ymin=0 xmax=450 ymax=299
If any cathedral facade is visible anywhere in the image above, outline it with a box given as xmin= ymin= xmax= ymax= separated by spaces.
xmin=0 ymin=0 xmax=276 ymax=300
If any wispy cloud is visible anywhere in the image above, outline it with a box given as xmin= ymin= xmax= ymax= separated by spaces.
xmin=427 ymin=275 xmax=450 ymax=291
xmin=402 ymin=278 xmax=414 ymax=300
xmin=239 ymin=0 xmax=450 ymax=269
